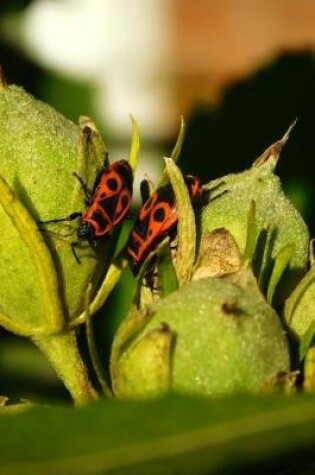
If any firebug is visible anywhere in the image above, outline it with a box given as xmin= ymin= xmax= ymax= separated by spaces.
xmin=126 ymin=175 xmax=201 ymax=276
xmin=39 ymin=157 xmax=133 ymax=263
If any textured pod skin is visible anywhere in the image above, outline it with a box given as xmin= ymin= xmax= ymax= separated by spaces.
xmin=0 ymin=85 xmax=105 ymax=331
xmin=202 ymin=153 xmax=309 ymax=303
xmin=111 ymin=268 xmax=290 ymax=398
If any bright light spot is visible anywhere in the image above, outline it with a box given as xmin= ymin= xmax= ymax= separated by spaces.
xmin=19 ymin=0 xmax=174 ymax=139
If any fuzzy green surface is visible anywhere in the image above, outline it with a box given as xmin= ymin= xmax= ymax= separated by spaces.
xmin=0 ymin=85 xmax=104 ymax=331
xmin=202 ymin=162 xmax=309 ymax=302
xmin=113 ymin=272 xmax=290 ymax=397
xmin=115 ymin=326 xmax=173 ymax=399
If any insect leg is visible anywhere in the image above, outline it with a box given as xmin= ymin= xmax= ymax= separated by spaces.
xmin=38 ymin=211 xmax=82 ymax=225
xmin=71 ymin=241 xmax=81 ymax=264
xmin=73 ymin=172 xmax=92 ymax=203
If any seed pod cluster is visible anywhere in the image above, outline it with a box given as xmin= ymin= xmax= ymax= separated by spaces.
xmin=0 ymin=74 xmax=311 ymax=402
xmin=111 ymin=127 xmax=310 ymax=398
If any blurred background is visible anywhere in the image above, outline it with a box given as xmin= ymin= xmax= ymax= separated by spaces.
xmin=1 ymin=0 xmax=315 ymax=402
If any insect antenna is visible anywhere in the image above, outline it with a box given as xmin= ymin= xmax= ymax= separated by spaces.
xmin=73 ymin=172 xmax=92 ymax=204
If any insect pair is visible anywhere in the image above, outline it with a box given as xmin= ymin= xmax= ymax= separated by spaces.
xmin=40 ymin=157 xmax=202 ymax=274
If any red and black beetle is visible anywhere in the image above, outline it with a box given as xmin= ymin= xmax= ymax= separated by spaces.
xmin=126 ymin=175 xmax=202 ymax=275
xmin=39 ymin=158 xmax=133 ymax=262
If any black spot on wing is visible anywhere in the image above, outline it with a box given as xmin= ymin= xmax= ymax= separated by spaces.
xmin=128 ymin=238 xmax=140 ymax=255
xmin=99 ymin=196 xmax=117 ymax=219
xmin=156 ymin=185 xmax=175 ymax=207
xmin=115 ymin=161 xmax=133 ymax=190
xmin=153 ymin=207 xmax=165 ymax=222
xmin=107 ymin=177 xmax=119 ymax=191
xmin=133 ymin=215 xmax=150 ymax=240
xmin=120 ymin=194 xmax=130 ymax=209
xmin=91 ymin=210 xmax=108 ymax=229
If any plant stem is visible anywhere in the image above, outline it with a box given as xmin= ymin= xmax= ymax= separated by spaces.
xmin=33 ymin=330 xmax=98 ymax=405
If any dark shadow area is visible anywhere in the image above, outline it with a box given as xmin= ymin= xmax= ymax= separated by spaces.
xmin=180 ymin=51 xmax=315 ymax=233
xmin=214 ymin=450 xmax=315 ymax=475
xmin=0 ymin=327 xmax=70 ymax=404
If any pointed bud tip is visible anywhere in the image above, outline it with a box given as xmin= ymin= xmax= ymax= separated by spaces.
xmin=253 ymin=119 xmax=298 ymax=170
xmin=281 ymin=118 xmax=298 ymax=144
xmin=79 ymin=116 xmax=98 ymax=133
xmin=129 ymin=114 xmax=140 ymax=131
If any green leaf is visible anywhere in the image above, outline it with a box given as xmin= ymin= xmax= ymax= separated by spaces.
xmin=243 ymin=200 xmax=257 ymax=262
xmin=159 ymin=117 xmax=186 ymax=187
xmin=300 ymin=322 xmax=315 ymax=360
xmin=284 ymin=264 xmax=315 ymax=349
xmin=266 ymin=244 xmax=295 ymax=305
xmin=170 ymin=115 xmax=185 ymax=163
xmin=2 ymin=394 xmax=315 ymax=474
xmin=71 ymin=255 xmax=128 ymax=327
xmin=157 ymin=240 xmax=179 ymax=297
xmin=128 ymin=115 xmax=140 ymax=172
xmin=164 ymin=157 xmax=196 ymax=285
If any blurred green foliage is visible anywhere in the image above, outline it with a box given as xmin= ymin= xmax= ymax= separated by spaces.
xmin=2 ymin=393 xmax=315 ymax=474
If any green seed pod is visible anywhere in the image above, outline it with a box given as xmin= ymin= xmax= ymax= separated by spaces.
xmin=202 ymin=127 xmax=309 ymax=304
xmin=0 ymin=81 xmax=113 ymax=335
xmin=111 ymin=266 xmax=290 ymax=398
xmin=0 ymin=76 xmax=140 ymax=403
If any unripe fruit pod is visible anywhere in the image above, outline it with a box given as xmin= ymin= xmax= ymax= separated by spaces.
xmin=0 ymin=82 xmax=106 ymax=335
xmin=111 ymin=266 xmax=290 ymax=398
xmin=202 ymin=130 xmax=309 ymax=304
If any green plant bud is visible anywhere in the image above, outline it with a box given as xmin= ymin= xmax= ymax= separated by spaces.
xmin=111 ymin=266 xmax=290 ymax=398
xmin=202 ymin=128 xmax=309 ymax=304
xmin=0 ymin=82 xmax=108 ymax=335
xmin=0 ymin=76 xmax=140 ymax=403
